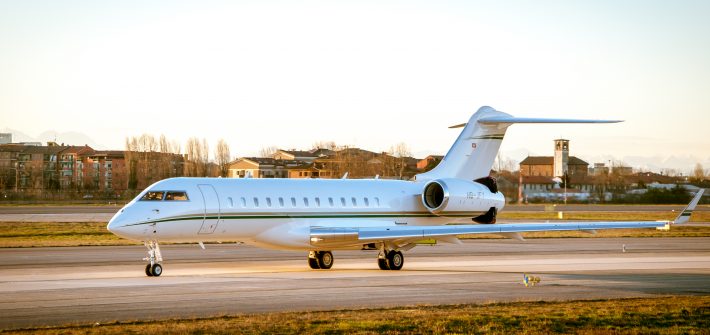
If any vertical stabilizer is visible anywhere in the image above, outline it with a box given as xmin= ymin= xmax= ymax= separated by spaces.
xmin=416 ymin=106 xmax=512 ymax=181
xmin=415 ymin=106 xmax=622 ymax=182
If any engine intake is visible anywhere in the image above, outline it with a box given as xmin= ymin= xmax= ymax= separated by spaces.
xmin=422 ymin=181 xmax=448 ymax=211
xmin=422 ymin=178 xmax=503 ymax=217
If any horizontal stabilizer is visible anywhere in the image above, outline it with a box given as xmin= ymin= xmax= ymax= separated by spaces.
xmin=478 ymin=117 xmax=622 ymax=124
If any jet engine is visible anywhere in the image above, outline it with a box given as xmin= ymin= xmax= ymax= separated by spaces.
xmin=421 ymin=178 xmax=504 ymax=219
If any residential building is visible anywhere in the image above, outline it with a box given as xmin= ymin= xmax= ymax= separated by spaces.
xmin=228 ymin=157 xmax=303 ymax=178
xmin=417 ymin=155 xmax=443 ymax=171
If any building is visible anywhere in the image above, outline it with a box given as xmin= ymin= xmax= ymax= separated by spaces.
xmin=85 ymin=150 xmax=128 ymax=192
xmin=0 ymin=133 xmax=12 ymax=144
xmin=517 ymin=139 xmax=597 ymax=203
xmin=0 ymin=143 xmax=134 ymax=194
xmin=287 ymin=162 xmax=333 ymax=179
xmin=553 ymin=139 xmax=569 ymax=177
xmin=520 ymin=139 xmax=589 ymax=178
xmin=589 ymin=163 xmax=609 ymax=176
xmin=228 ymin=157 xmax=302 ymax=178
xmin=417 ymin=155 xmax=443 ymax=171
xmin=273 ymin=148 xmax=334 ymax=162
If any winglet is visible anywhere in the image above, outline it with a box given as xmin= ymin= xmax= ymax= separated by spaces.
xmin=673 ymin=189 xmax=705 ymax=224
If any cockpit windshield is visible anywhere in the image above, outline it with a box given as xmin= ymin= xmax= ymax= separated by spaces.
xmin=141 ymin=191 xmax=164 ymax=201
xmin=165 ymin=191 xmax=189 ymax=201
xmin=140 ymin=191 xmax=189 ymax=201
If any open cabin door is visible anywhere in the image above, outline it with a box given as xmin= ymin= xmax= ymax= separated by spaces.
xmin=197 ymin=184 xmax=220 ymax=234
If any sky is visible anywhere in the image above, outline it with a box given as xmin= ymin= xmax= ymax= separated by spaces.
xmin=1 ymin=0 xmax=709 ymax=173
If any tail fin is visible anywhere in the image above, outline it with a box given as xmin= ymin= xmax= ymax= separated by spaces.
xmin=672 ymin=189 xmax=704 ymax=224
xmin=415 ymin=106 xmax=621 ymax=182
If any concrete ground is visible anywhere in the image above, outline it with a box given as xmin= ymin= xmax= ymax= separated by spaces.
xmin=1 ymin=237 xmax=709 ymax=330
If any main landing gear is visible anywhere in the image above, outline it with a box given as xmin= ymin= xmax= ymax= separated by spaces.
xmin=308 ymin=250 xmax=334 ymax=269
xmin=307 ymin=248 xmax=405 ymax=270
xmin=144 ymin=240 xmax=163 ymax=277
xmin=378 ymin=249 xmax=404 ymax=270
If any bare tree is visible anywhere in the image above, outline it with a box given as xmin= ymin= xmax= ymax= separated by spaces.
xmin=185 ymin=137 xmax=210 ymax=177
xmin=125 ymin=134 xmax=185 ymax=190
xmin=391 ymin=142 xmax=411 ymax=179
xmin=494 ymin=154 xmax=518 ymax=173
xmin=311 ymin=141 xmax=337 ymax=151
xmin=259 ymin=146 xmax=278 ymax=158
xmin=693 ymin=163 xmax=706 ymax=181
xmin=215 ymin=139 xmax=231 ymax=177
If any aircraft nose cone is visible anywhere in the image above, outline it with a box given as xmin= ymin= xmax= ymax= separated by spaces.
xmin=107 ymin=209 xmax=130 ymax=237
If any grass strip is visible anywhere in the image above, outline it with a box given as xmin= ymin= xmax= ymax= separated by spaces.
xmin=3 ymin=296 xmax=709 ymax=334
xmin=0 ymin=222 xmax=139 ymax=247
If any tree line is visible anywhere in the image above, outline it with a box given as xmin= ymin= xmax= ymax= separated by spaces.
xmin=124 ymin=134 xmax=232 ymax=192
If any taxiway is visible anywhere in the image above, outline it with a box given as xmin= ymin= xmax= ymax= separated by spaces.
xmin=1 ymin=237 xmax=709 ymax=330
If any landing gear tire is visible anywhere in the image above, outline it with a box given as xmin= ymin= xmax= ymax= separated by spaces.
xmin=386 ymin=250 xmax=404 ymax=270
xmin=149 ymin=263 xmax=163 ymax=277
xmin=378 ymin=258 xmax=390 ymax=270
xmin=143 ymin=240 xmax=163 ymax=277
xmin=308 ymin=257 xmax=320 ymax=269
xmin=317 ymin=251 xmax=333 ymax=269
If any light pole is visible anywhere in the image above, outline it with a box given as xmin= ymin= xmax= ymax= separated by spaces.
xmin=14 ymin=161 xmax=18 ymax=193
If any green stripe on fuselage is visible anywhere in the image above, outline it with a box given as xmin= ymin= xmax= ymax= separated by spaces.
xmin=124 ymin=211 xmax=482 ymax=227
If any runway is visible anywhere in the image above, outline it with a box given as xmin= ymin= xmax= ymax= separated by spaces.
xmin=1 ymin=238 xmax=709 ymax=330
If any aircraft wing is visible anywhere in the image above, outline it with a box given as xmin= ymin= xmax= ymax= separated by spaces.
xmin=310 ymin=190 xmax=704 ymax=248
xmin=310 ymin=221 xmax=665 ymax=247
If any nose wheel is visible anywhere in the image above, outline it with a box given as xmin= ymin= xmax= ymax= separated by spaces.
xmin=145 ymin=263 xmax=163 ymax=277
xmin=143 ymin=240 xmax=163 ymax=277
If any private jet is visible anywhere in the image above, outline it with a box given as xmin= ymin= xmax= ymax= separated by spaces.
xmin=107 ymin=106 xmax=704 ymax=276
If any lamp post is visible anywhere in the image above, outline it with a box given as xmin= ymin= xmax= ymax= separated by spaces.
xmin=14 ymin=161 xmax=19 ymax=193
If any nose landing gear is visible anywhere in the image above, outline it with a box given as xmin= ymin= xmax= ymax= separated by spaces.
xmin=144 ymin=240 xmax=163 ymax=277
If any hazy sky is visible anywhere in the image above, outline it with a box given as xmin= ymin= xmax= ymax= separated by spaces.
xmin=1 ymin=1 xmax=709 ymax=171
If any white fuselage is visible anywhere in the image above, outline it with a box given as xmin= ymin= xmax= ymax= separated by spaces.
xmin=107 ymin=177 xmax=505 ymax=250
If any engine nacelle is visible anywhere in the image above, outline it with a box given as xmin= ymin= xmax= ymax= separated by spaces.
xmin=421 ymin=178 xmax=505 ymax=217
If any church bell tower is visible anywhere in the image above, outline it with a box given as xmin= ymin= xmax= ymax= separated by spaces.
xmin=553 ymin=139 xmax=569 ymax=178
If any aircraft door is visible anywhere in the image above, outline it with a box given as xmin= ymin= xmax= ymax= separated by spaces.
xmin=197 ymin=184 xmax=221 ymax=234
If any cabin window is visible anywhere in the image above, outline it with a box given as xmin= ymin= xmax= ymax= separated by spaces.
xmin=291 ymin=197 xmax=296 ymax=207
xmin=253 ymin=197 xmax=259 ymax=207
xmin=278 ymin=197 xmax=284 ymax=207
xmin=240 ymin=197 xmax=247 ymax=207
xmin=315 ymin=197 xmax=321 ymax=207
xmin=328 ymin=197 xmax=334 ymax=207
xmin=340 ymin=197 xmax=346 ymax=207
xmin=140 ymin=191 xmax=164 ymax=201
xmin=266 ymin=197 xmax=272 ymax=207
xmin=351 ymin=197 xmax=357 ymax=207
xmin=364 ymin=197 xmax=369 ymax=207
xmin=303 ymin=197 xmax=309 ymax=207
xmin=227 ymin=197 xmax=234 ymax=208
xmin=164 ymin=191 xmax=188 ymax=201
xmin=375 ymin=197 xmax=380 ymax=207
